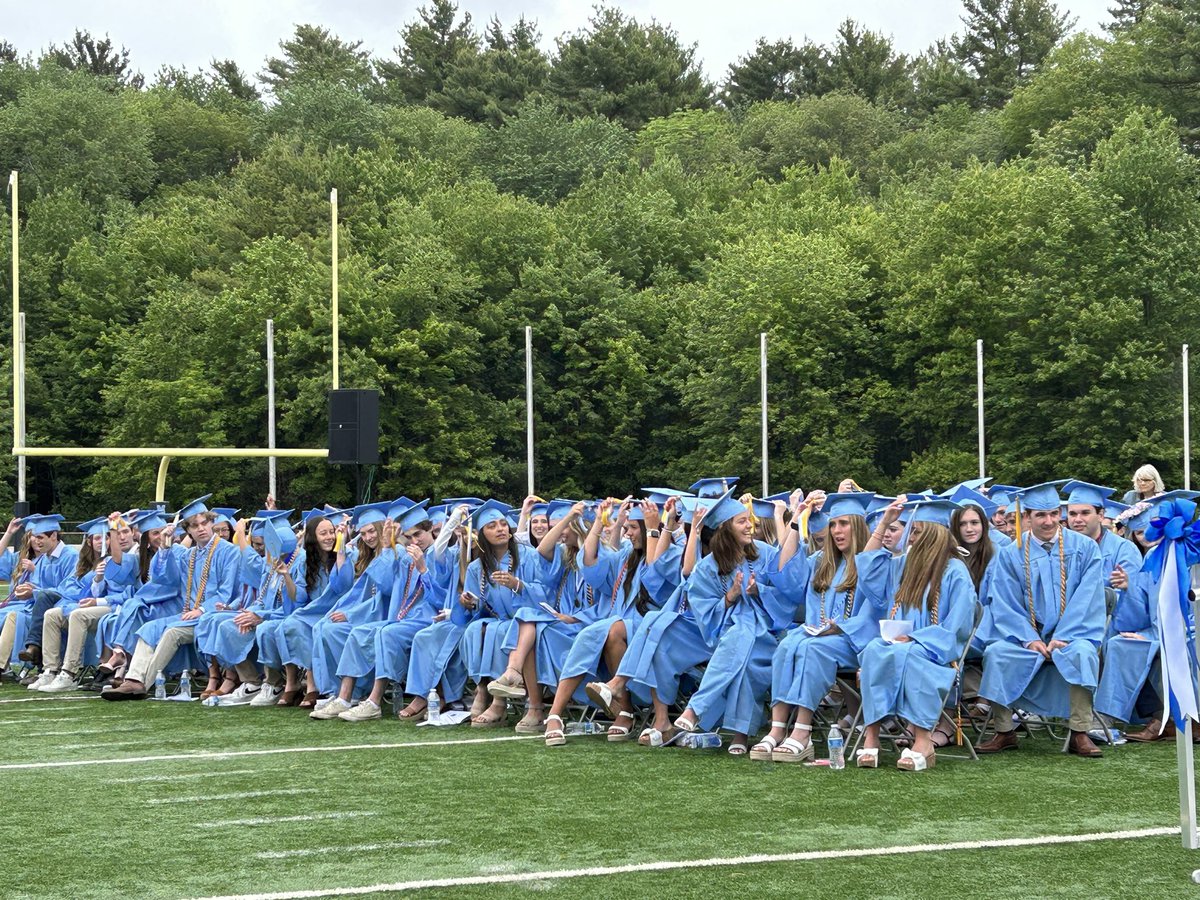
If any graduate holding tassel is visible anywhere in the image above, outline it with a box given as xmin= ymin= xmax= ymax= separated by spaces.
xmin=976 ymin=482 xmax=1107 ymax=757
xmin=848 ymin=498 xmax=977 ymax=771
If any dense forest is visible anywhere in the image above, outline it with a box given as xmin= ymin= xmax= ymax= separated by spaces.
xmin=1 ymin=0 xmax=1198 ymax=516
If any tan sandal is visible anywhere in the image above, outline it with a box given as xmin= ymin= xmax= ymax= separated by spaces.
xmin=487 ymin=668 xmax=527 ymax=699
xmin=855 ymin=748 xmax=880 ymax=768
xmin=544 ymin=714 xmax=566 ymax=747
xmin=514 ymin=712 xmax=546 ymax=735
xmin=606 ymin=710 xmax=636 ymax=742
xmin=897 ymin=748 xmax=936 ymax=771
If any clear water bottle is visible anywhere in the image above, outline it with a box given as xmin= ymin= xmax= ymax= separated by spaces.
xmin=565 ymin=721 xmax=608 ymax=736
xmin=828 ymin=724 xmax=845 ymax=769
xmin=179 ymin=670 xmax=191 ymax=700
xmin=683 ymin=732 xmax=723 ymax=750
xmin=426 ymin=689 xmax=441 ymax=725
xmin=153 ymin=671 xmax=166 ymax=701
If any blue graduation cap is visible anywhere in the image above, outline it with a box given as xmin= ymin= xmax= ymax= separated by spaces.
xmin=701 ymin=487 xmax=750 ymax=530
xmin=471 ymin=499 xmax=514 ymax=531
xmin=396 ymin=500 xmax=432 ymax=532
xmin=427 ymin=504 xmax=449 ymax=526
xmin=1062 ymin=480 xmax=1114 ymax=509
xmin=987 ymin=484 xmax=1021 ymax=507
xmin=77 ymin=516 xmax=109 ymax=539
xmin=262 ymin=517 xmax=298 ymax=559
xmin=677 ymin=496 xmax=702 ymax=526
xmin=627 ymin=500 xmax=664 ymax=522
xmin=322 ymin=506 xmax=351 ymax=527
xmin=939 ymin=477 xmax=992 ymax=498
xmin=764 ymin=490 xmax=795 ymax=504
xmin=251 ymin=509 xmax=291 ymax=539
xmin=750 ymin=499 xmax=776 ymax=519
xmin=950 ymin=486 xmax=998 ymax=520
xmin=211 ymin=507 xmax=240 ymax=528
xmin=1118 ymin=501 xmax=1154 ymax=532
xmin=175 ymin=494 xmax=213 ymax=522
xmin=301 ymin=508 xmax=328 ymax=525
xmin=820 ymin=492 xmax=875 ymax=520
xmin=387 ymin=497 xmax=416 ymax=520
xmin=1150 ymin=490 xmax=1200 ymax=519
xmin=1011 ymin=481 xmax=1068 ymax=512
xmin=24 ymin=514 xmax=65 ymax=535
xmin=528 ymin=502 xmax=549 ymax=519
xmin=442 ymin=497 xmax=484 ymax=510
xmin=690 ymin=477 xmax=739 ymax=499
xmin=807 ymin=509 xmax=829 ymax=534
xmin=352 ymin=502 xmax=391 ymax=529
xmin=546 ymin=499 xmax=577 ymax=522
xmin=902 ymin=498 xmax=960 ymax=528
xmin=641 ymin=487 xmax=694 ymax=506
xmin=1104 ymin=499 xmax=1129 ymax=519
xmin=133 ymin=510 xmax=169 ymax=532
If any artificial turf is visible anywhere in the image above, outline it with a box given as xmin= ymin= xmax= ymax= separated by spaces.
xmin=1 ymin=681 xmax=1198 ymax=899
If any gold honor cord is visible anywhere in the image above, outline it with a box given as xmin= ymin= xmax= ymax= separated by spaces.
xmin=606 ymin=556 xmax=630 ymax=616
xmin=184 ymin=536 xmax=222 ymax=613
xmin=888 ymin=582 xmax=941 ymax=626
xmin=1023 ymin=529 xmax=1068 ymax=629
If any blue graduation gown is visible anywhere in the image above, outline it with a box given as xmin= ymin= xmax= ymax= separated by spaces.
xmin=1097 ymin=529 xmax=1143 ymax=638
xmin=196 ymin=549 xmax=306 ymax=667
xmin=310 ymin=549 xmax=395 ymax=695
xmin=979 ymin=528 xmax=1105 ymax=717
xmin=134 ymin=539 xmax=241 ymax=647
xmin=1094 ymin=569 xmax=1166 ymax=723
xmin=683 ymin=541 xmax=804 ymax=734
xmin=277 ymin=548 xmax=357 ymax=668
xmin=855 ymin=556 xmax=977 ymax=729
xmin=258 ymin=562 xmax=326 ymax=670
xmin=338 ymin=551 xmax=434 ymax=689
xmin=100 ymin=550 xmax=182 ymax=652
xmin=772 ymin=549 xmax=889 ymax=710
xmin=457 ymin=550 xmax=548 ymax=682
xmin=503 ymin=545 xmax=590 ymax=690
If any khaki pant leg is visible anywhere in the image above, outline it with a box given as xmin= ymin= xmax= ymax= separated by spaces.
xmin=63 ymin=606 xmax=110 ymax=675
xmin=0 ymin=612 xmax=16 ymax=669
xmin=144 ymin=626 xmax=194 ymax=685
xmin=1068 ymin=684 xmax=1095 ymax=733
xmin=233 ymin=659 xmax=260 ymax=683
xmin=125 ymin=639 xmax=156 ymax=685
xmin=40 ymin=608 xmax=67 ymax=672
xmin=991 ymin=703 xmax=1016 ymax=733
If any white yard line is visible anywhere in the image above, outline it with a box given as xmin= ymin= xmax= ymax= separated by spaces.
xmin=110 ymin=769 xmax=259 ymax=785
xmin=0 ymin=696 xmax=98 ymax=705
xmin=24 ymin=726 xmax=147 ymax=737
xmin=0 ymin=715 xmax=123 ymax=725
xmin=256 ymin=840 xmax=449 ymax=860
xmin=198 ymin=812 xmax=380 ymax=829
xmin=182 ymin=826 xmax=1180 ymax=900
xmin=0 ymin=734 xmax=541 ymax=771
xmin=148 ymin=788 xmax=319 ymax=805
xmin=56 ymin=740 xmax=144 ymax=752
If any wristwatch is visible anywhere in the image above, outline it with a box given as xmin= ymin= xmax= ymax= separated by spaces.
xmin=648 ymin=529 xmax=661 ymax=538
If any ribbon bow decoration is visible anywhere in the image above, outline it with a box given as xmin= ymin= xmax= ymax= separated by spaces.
xmin=1143 ymin=499 xmax=1200 ymax=732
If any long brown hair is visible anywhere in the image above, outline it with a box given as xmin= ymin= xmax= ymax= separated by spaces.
xmin=811 ymin=516 xmax=869 ymax=594
xmin=709 ymin=518 xmax=760 ymax=576
xmin=304 ymin=516 xmax=336 ymax=592
xmin=354 ymin=524 xmax=381 ymax=578
xmin=951 ymin=506 xmax=993 ymax=590
xmin=895 ymin=522 xmax=956 ymax=613
xmin=74 ymin=535 xmax=102 ymax=579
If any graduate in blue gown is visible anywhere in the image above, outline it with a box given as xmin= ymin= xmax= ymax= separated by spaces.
xmin=491 ymin=499 xmax=596 ymax=735
xmin=1062 ymin=480 xmax=1142 ymax=634
xmin=849 ymin=499 xmax=978 ymax=771
xmin=308 ymin=502 xmax=396 ymax=711
xmin=0 ymin=518 xmax=32 ymax=675
xmin=976 ymin=482 xmax=1107 ymax=757
xmin=450 ymin=500 xmax=548 ymax=730
xmin=254 ymin=510 xmax=337 ymax=706
xmin=672 ymin=487 xmax=806 ymax=755
xmin=13 ymin=514 xmax=80 ymax=670
xmin=755 ymin=491 xmax=888 ymax=762
xmin=318 ymin=501 xmax=442 ymax=721
xmin=574 ymin=494 xmax=712 ymax=748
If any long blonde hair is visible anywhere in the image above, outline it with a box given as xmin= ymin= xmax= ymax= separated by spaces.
xmin=895 ymin=522 xmax=955 ymax=614
xmin=811 ymin=516 xmax=869 ymax=594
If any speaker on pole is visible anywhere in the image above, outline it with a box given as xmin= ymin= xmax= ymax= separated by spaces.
xmin=328 ymin=389 xmax=380 ymax=465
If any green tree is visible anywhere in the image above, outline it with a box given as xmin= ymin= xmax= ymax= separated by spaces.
xmin=720 ymin=38 xmax=830 ymax=105
xmin=827 ymin=19 xmax=914 ymax=106
xmin=435 ymin=16 xmax=550 ymax=124
xmin=376 ymin=0 xmax=480 ymax=108
xmin=548 ymin=6 xmax=712 ymax=129
xmin=44 ymin=29 xmax=142 ymax=88
xmin=261 ymin=24 xmax=374 ymax=95
xmin=955 ymin=0 xmax=1074 ymax=107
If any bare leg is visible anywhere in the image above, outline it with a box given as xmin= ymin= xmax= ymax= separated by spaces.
xmin=336 ymin=675 xmax=356 ymax=702
xmin=547 ymin=675 xmax=586 ymax=720
xmin=282 ymin=663 xmax=299 ymax=692
xmin=366 ymin=677 xmax=388 ymax=706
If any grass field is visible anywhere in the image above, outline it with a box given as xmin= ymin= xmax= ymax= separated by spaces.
xmin=2 ymin=681 xmax=1199 ymax=899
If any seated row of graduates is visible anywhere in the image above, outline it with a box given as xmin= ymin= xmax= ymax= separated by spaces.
xmin=3 ymin=475 xmax=1182 ymax=770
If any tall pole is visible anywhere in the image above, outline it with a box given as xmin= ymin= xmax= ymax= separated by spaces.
xmin=17 ymin=313 xmax=25 ymax=504
xmin=525 ymin=326 xmax=534 ymax=496
xmin=1184 ymin=343 xmax=1191 ymax=491
xmin=976 ymin=339 xmax=986 ymax=479
xmin=266 ymin=319 xmax=277 ymax=500
xmin=330 ymin=188 xmax=339 ymax=390
xmin=9 ymin=171 xmax=21 ymax=507
xmin=760 ymin=332 xmax=769 ymax=497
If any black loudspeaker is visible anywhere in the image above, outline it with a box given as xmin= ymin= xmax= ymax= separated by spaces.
xmin=12 ymin=501 xmax=29 ymax=519
xmin=328 ymin=389 xmax=380 ymax=465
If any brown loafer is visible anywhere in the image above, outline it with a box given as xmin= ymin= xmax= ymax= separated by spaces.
xmin=1068 ymin=730 xmax=1103 ymax=757
xmin=975 ymin=731 xmax=1020 ymax=754
xmin=101 ymin=680 xmax=147 ymax=701
xmin=18 ymin=645 xmax=41 ymax=666
xmin=1125 ymin=718 xmax=1175 ymax=743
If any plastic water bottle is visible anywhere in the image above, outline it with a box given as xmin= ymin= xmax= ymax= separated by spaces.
xmin=179 ymin=670 xmax=191 ymax=700
xmin=564 ymin=721 xmax=608 ymax=736
xmin=682 ymin=732 xmax=723 ymax=750
xmin=153 ymin=671 xmax=166 ymax=701
xmin=828 ymin=725 xmax=845 ymax=769
xmin=426 ymin=689 xmax=441 ymax=725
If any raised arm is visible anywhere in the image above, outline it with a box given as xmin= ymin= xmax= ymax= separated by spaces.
xmin=584 ymin=498 xmax=612 ymax=567
xmin=537 ymin=502 xmax=584 ymax=562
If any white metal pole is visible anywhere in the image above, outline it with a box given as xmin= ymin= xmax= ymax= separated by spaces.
xmin=267 ymin=319 xmax=277 ymax=501
xmin=760 ymin=332 xmax=768 ymax=497
xmin=525 ymin=326 xmax=534 ymax=497
xmin=9 ymin=171 xmax=21 ymax=505
xmin=1184 ymin=343 xmax=1191 ymax=491
xmin=17 ymin=312 xmax=25 ymax=503
xmin=330 ymin=188 xmax=339 ymax=391
xmin=977 ymin=339 xmax=985 ymax=479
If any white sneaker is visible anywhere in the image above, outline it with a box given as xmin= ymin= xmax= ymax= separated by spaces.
xmin=338 ymin=699 xmax=381 ymax=722
xmin=217 ymin=682 xmax=262 ymax=707
xmin=249 ymin=684 xmax=281 ymax=707
xmin=41 ymin=671 xmax=80 ymax=693
xmin=28 ymin=670 xmax=55 ymax=691
xmin=309 ymin=697 xmax=351 ymax=720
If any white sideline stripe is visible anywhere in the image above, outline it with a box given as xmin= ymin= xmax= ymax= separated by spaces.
xmin=199 ymin=812 xmax=379 ymax=829
xmin=148 ymin=788 xmax=319 ymax=805
xmin=257 ymin=840 xmax=449 ymax=860
xmin=0 ymin=696 xmax=98 ymax=705
xmin=111 ymin=769 xmax=259 ymax=785
xmin=57 ymin=740 xmax=144 ymax=752
xmin=182 ymin=826 xmax=1180 ymax=900
xmin=25 ymin=726 xmax=147 ymax=737
xmin=0 ymin=734 xmax=541 ymax=770
xmin=0 ymin=715 xmax=123 ymax=725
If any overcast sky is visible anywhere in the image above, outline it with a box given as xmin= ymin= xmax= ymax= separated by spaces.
xmin=3 ymin=0 xmax=1119 ymax=83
